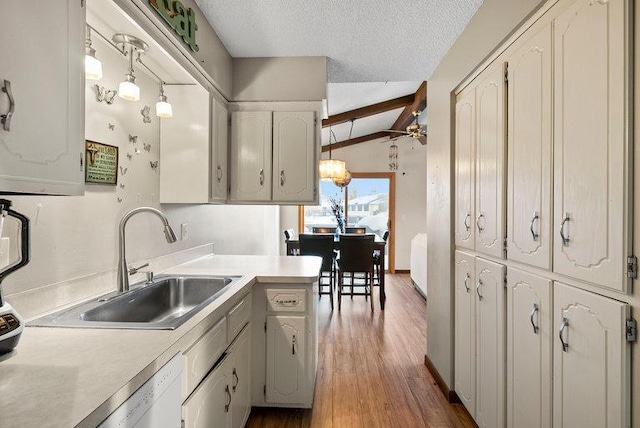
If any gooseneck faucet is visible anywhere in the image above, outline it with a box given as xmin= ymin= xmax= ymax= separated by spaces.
xmin=117 ymin=207 xmax=177 ymax=293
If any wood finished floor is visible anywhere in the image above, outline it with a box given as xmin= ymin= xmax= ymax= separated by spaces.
xmin=246 ymin=273 xmax=476 ymax=428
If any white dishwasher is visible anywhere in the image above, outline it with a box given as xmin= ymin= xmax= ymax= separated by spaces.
xmin=99 ymin=353 xmax=183 ymax=428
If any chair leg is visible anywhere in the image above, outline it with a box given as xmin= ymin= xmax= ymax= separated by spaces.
xmin=329 ymin=269 xmax=334 ymax=311
xmin=370 ymin=269 xmax=374 ymax=312
xmin=350 ymin=272 xmax=354 ymax=299
xmin=338 ymin=272 xmax=343 ymax=311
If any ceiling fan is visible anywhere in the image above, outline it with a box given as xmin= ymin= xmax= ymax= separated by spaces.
xmin=382 ymin=110 xmax=427 ymax=145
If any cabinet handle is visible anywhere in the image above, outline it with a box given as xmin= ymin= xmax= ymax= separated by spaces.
xmin=259 ymin=169 xmax=264 ymax=186
xmin=476 ymin=279 xmax=483 ymax=301
xmin=224 ymin=385 xmax=231 ymax=412
xmin=217 ymin=165 xmax=223 ymax=182
xmin=232 ymin=368 xmax=239 ymax=392
xmin=463 ymin=272 xmax=470 ymax=293
xmin=530 ymin=212 xmax=539 ymax=242
xmin=280 ymin=169 xmax=285 ymax=186
xmin=292 ymin=334 xmax=297 ymax=355
xmin=530 ymin=303 xmax=539 ymax=334
xmin=559 ymin=213 xmax=570 ymax=246
xmin=1 ymin=80 xmax=15 ymax=132
xmin=476 ymin=213 xmax=485 ymax=233
xmin=559 ymin=317 xmax=569 ymax=352
xmin=464 ymin=213 xmax=471 ymax=231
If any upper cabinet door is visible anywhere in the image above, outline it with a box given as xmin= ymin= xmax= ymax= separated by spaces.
xmin=211 ymin=98 xmax=229 ymax=201
xmin=553 ymin=282 xmax=630 ymax=428
xmin=230 ymin=111 xmax=272 ymax=201
xmin=454 ymin=87 xmax=476 ymax=250
xmin=272 ymin=111 xmax=316 ymax=203
xmin=454 ymin=251 xmax=476 ymax=417
xmin=0 ymin=0 xmax=85 ymax=195
xmin=475 ymin=64 xmax=507 ymax=259
xmin=553 ymin=0 xmax=629 ymax=292
xmin=507 ymin=24 xmax=553 ymax=270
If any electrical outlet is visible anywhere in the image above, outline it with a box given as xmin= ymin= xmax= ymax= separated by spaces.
xmin=180 ymin=223 xmax=189 ymax=241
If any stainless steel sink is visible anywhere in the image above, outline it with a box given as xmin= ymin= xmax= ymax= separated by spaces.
xmin=30 ymin=275 xmax=242 ymax=330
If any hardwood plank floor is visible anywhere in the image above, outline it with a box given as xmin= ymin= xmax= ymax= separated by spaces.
xmin=246 ymin=274 xmax=476 ymax=428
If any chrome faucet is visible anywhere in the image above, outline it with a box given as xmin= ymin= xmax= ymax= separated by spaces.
xmin=117 ymin=207 xmax=177 ymax=293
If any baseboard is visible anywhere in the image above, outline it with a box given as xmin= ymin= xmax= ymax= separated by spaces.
xmin=424 ymin=354 xmax=459 ymax=403
xmin=395 ymin=269 xmax=410 ymax=274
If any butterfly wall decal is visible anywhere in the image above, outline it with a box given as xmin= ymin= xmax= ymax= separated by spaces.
xmin=143 ymin=143 xmax=151 ymax=152
xmin=150 ymin=161 xmax=159 ymax=170
xmin=129 ymin=135 xmax=138 ymax=144
xmin=119 ymin=166 xmax=128 ymax=175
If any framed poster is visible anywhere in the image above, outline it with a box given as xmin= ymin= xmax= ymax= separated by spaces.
xmin=85 ymin=140 xmax=119 ymax=185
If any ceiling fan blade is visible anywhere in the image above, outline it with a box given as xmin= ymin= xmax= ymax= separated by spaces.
xmin=382 ymin=129 xmax=410 ymax=134
xmin=417 ymin=135 xmax=427 ymax=145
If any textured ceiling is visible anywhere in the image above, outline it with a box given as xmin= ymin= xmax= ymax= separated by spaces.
xmin=193 ymin=0 xmax=483 ymax=83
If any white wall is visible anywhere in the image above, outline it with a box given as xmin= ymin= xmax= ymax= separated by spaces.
xmin=1 ymin=34 xmax=276 ymax=318
xmin=280 ymin=135 xmax=426 ymax=270
xmin=425 ymin=0 xmax=542 ymax=387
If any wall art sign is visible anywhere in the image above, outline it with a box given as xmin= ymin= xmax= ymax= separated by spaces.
xmin=85 ymin=140 xmax=119 ymax=185
xmin=149 ymin=0 xmax=199 ymax=52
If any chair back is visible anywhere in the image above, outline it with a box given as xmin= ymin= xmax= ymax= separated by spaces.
xmin=313 ymin=226 xmax=336 ymax=234
xmin=338 ymin=234 xmax=375 ymax=273
xmin=345 ymin=227 xmax=366 ymax=234
xmin=382 ymin=230 xmax=390 ymax=241
xmin=283 ymin=228 xmax=296 ymax=241
xmin=299 ymin=234 xmax=335 ymax=272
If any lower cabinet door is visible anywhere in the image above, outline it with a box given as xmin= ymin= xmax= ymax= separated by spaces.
xmin=229 ymin=327 xmax=251 ymax=428
xmin=506 ymin=268 xmax=552 ymax=428
xmin=454 ymin=251 xmax=476 ymax=416
xmin=266 ymin=315 xmax=307 ymax=404
xmin=475 ymin=258 xmax=506 ymax=428
xmin=182 ymin=354 xmax=232 ymax=428
xmin=553 ymin=282 xmax=630 ymax=428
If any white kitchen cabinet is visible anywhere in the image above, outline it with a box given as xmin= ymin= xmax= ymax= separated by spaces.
xmin=230 ymin=110 xmax=317 ymax=204
xmin=230 ymin=111 xmax=272 ymax=202
xmin=475 ymin=257 xmax=506 ymax=428
xmin=454 ymin=251 xmax=476 ymax=416
xmin=211 ymin=97 xmax=229 ymax=201
xmin=0 ymin=0 xmax=85 ymax=195
xmin=266 ymin=315 xmax=307 ymax=404
xmin=506 ymin=268 xmax=552 ymax=428
xmin=454 ymin=88 xmax=475 ymax=251
xmin=553 ymin=282 xmax=630 ymax=428
xmin=229 ymin=327 xmax=251 ymax=428
xmin=506 ymin=23 xmax=553 ymax=270
xmin=454 ymin=63 xmax=506 ymax=258
xmin=552 ymin=0 xmax=630 ymax=293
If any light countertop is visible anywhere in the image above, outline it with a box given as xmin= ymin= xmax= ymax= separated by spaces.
xmin=0 ymin=254 xmax=321 ymax=428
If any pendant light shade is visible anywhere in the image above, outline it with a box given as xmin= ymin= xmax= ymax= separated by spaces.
xmin=319 ymin=159 xmax=346 ymax=180
xmin=113 ymin=34 xmax=148 ymax=102
xmin=155 ymin=84 xmax=172 ymax=118
xmin=118 ymin=74 xmax=140 ymax=101
xmin=332 ymin=169 xmax=352 ymax=187
xmin=85 ymin=27 xmax=103 ymax=80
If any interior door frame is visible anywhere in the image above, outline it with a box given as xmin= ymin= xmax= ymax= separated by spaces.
xmin=298 ymin=172 xmax=396 ymax=273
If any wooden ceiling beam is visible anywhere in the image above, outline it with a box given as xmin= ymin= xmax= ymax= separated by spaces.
xmin=390 ymin=81 xmax=427 ymax=131
xmin=321 ymin=132 xmax=390 ymax=153
xmin=322 ymin=94 xmax=414 ymax=128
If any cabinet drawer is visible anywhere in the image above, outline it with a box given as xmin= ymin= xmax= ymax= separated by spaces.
xmin=228 ymin=293 xmax=252 ymax=342
xmin=183 ymin=317 xmax=228 ymax=400
xmin=266 ymin=289 xmax=306 ymax=312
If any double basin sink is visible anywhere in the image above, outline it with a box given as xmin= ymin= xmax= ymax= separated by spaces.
xmin=31 ymin=275 xmax=242 ymax=330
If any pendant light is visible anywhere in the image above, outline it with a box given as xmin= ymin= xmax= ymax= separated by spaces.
xmin=85 ymin=26 xmax=103 ymax=80
xmin=156 ymin=83 xmax=173 ymax=118
xmin=319 ymin=126 xmax=346 ymax=180
xmin=113 ymin=34 xmax=148 ymax=102
xmin=332 ymin=169 xmax=352 ymax=188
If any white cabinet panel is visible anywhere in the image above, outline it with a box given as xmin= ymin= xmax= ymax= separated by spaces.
xmin=506 ymin=268 xmax=552 ymax=428
xmin=454 ymin=88 xmax=475 ymax=250
xmin=266 ymin=315 xmax=307 ymax=404
xmin=229 ymin=327 xmax=251 ymax=428
xmin=553 ymin=282 xmax=630 ymax=428
xmin=552 ymin=0 xmax=629 ymax=292
xmin=474 ymin=64 xmax=506 ymax=259
xmin=454 ymin=251 xmax=475 ymax=416
xmin=272 ymin=111 xmax=316 ymax=202
xmin=230 ymin=111 xmax=272 ymax=201
xmin=182 ymin=354 xmax=232 ymax=428
xmin=211 ymin=97 xmax=229 ymax=201
xmin=507 ymin=23 xmax=553 ymax=270
xmin=475 ymin=258 xmax=505 ymax=428
xmin=0 ymin=0 xmax=85 ymax=195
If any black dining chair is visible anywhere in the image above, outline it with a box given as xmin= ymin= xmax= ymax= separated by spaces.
xmin=373 ymin=230 xmax=389 ymax=285
xmin=299 ymin=234 xmax=336 ymax=310
xmin=313 ymin=226 xmax=336 ymax=234
xmin=336 ymin=234 xmax=375 ymax=311
xmin=345 ymin=227 xmax=367 ymax=234
xmin=283 ymin=229 xmax=298 ymax=255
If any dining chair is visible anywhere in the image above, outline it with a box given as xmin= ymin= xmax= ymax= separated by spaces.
xmin=373 ymin=230 xmax=389 ymax=285
xmin=344 ymin=227 xmax=367 ymax=234
xmin=336 ymin=234 xmax=375 ymax=311
xmin=283 ymin=229 xmax=298 ymax=255
xmin=312 ymin=226 xmax=336 ymax=234
xmin=299 ymin=234 xmax=336 ymax=310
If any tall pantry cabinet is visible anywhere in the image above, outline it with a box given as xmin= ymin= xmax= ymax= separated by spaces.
xmin=454 ymin=0 xmax=633 ymax=427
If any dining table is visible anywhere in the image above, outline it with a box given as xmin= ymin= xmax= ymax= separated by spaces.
xmin=286 ymin=233 xmax=387 ymax=310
